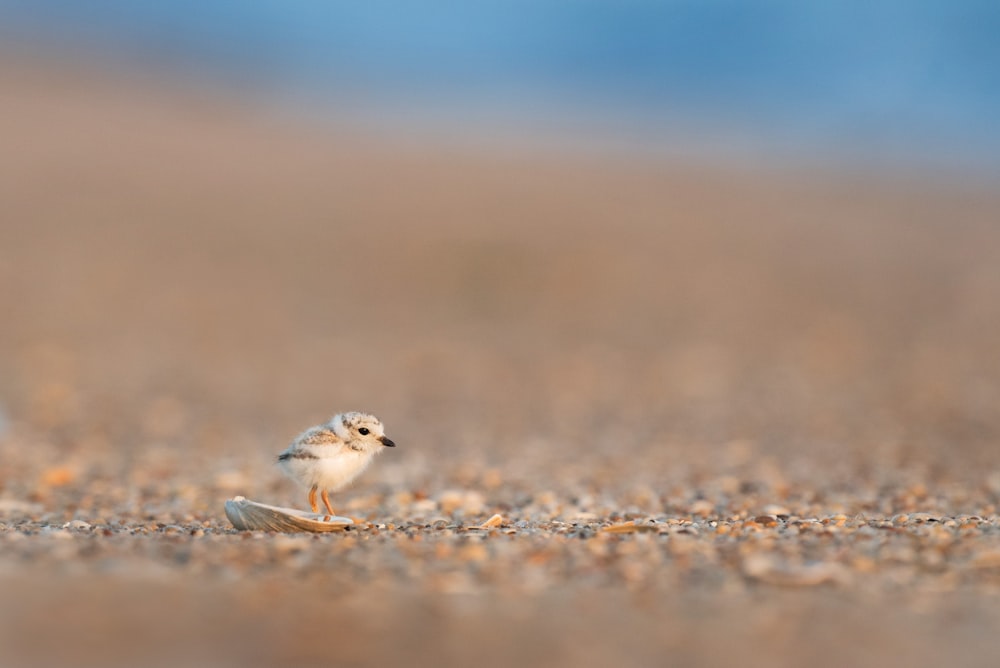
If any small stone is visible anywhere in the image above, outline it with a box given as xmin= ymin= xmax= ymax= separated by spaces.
xmin=601 ymin=521 xmax=658 ymax=534
xmin=411 ymin=499 xmax=438 ymax=514
xmin=689 ymin=500 xmax=714 ymax=517
xmin=438 ymin=490 xmax=466 ymax=514
xmin=39 ymin=467 xmax=75 ymax=487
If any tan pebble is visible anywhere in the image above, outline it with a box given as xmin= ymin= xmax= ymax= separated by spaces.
xmin=462 ymin=491 xmax=486 ymax=515
xmin=411 ymin=499 xmax=438 ymax=514
xmin=602 ymin=520 xmax=634 ymax=532
xmin=466 ymin=515 xmax=504 ymax=531
xmin=601 ymin=522 xmax=658 ymax=534
xmin=437 ymin=490 xmax=485 ymax=515
xmin=40 ymin=467 xmax=75 ymax=488
xmin=438 ymin=490 xmax=466 ymax=514
xmin=763 ymin=504 xmax=790 ymax=516
xmin=689 ymin=500 xmax=714 ymax=517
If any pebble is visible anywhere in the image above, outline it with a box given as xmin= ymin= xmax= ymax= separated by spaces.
xmin=689 ymin=500 xmax=714 ymax=517
xmin=0 ymin=442 xmax=998 ymax=602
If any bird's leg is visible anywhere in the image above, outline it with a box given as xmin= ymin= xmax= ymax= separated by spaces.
xmin=308 ymin=485 xmax=319 ymax=513
xmin=321 ymin=489 xmax=335 ymax=515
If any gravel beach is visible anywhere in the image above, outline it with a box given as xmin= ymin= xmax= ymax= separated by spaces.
xmin=2 ymin=58 xmax=1000 ymax=667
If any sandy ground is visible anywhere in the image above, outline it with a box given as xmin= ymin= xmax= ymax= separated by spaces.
xmin=3 ymin=56 xmax=1000 ymax=667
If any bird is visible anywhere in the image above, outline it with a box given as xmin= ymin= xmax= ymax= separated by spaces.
xmin=277 ymin=412 xmax=396 ymax=515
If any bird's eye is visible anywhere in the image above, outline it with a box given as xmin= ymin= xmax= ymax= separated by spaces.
xmin=358 ymin=427 xmax=370 ymax=435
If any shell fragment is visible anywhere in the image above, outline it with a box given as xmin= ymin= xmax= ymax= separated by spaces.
xmin=225 ymin=496 xmax=354 ymax=533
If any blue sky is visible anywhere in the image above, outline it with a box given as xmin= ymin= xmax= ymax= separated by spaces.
xmin=3 ymin=1 xmax=999 ymax=167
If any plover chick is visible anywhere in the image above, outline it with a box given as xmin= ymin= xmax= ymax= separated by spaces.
xmin=277 ymin=412 xmax=396 ymax=515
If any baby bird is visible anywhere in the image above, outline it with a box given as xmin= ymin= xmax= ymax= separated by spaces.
xmin=277 ymin=412 xmax=396 ymax=515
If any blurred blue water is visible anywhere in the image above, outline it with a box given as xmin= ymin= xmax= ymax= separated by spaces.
xmin=2 ymin=1 xmax=999 ymax=168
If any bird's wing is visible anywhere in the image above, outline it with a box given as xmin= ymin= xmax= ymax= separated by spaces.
xmin=277 ymin=427 xmax=343 ymax=462
xmin=295 ymin=428 xmax=342 ymax=447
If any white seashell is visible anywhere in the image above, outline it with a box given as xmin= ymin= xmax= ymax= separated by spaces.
xmin=225 ymin=496 xmax=354 ymax=533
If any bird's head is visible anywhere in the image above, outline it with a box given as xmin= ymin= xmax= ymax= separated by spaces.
xmin=330 ymin=412 xmax=396 ymax=452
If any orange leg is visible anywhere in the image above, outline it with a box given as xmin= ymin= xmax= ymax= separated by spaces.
xmin=321 ymin=489 xmax=335 ymax=515
xmin=308 ymin=485 xmax=319 ymax=513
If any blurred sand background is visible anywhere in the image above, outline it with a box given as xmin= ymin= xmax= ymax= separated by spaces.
xmin=3 ymin=51 xmax=1000 ymax=668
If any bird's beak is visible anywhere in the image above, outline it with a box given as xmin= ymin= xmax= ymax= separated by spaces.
xmin=380 ymin=436 xmax=396 ymax=448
